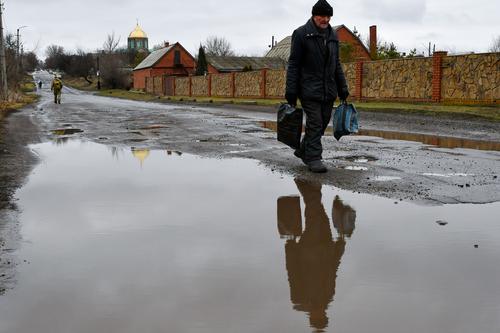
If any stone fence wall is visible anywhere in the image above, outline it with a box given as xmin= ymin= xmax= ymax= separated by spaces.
xmin=144 ymin=52 xmax=499 ymax=104
xmin=442 ymin=53 xmax=499 ymax=103
xmin=362 ymin=57 xmax=433 ymax=100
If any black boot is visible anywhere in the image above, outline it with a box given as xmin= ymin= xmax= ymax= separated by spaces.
xmin=307 ymin=160 xmax=327 ymax=173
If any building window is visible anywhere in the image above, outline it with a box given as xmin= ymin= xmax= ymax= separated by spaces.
xmin=174 ymin=50 xmax=181 ymax=66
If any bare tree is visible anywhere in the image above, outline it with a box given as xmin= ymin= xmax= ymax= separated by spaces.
xmin=203 ymin=36 xmax=235 ymax=57
xmin=100 ymin=53 xmax=131 ymax=89
xmin=103 ymin=32 xmax=121 ymax=53
xmin=489 ymin=36 xmax=500 ymax=53
xmin=45 ymin=44 xmax=65 ymax=59
xmin=68 ymin=48 xmax=94 ymax=83
xmin=44 ymin=44 xmax=69 ymax=71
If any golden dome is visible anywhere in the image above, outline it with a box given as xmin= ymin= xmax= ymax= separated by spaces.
xmin=132 ymin=148 xmax=150 ymax=166
xmin=129 ymin=24 xmax=147 ymax=39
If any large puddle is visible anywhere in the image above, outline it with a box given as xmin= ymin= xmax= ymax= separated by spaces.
xmin=1 ymin=140 xmax=499 ymax=333
xmin=261 ymin=121 xmax=500 ymax=151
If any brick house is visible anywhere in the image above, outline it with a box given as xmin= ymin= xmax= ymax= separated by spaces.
xmin=133 ymin=42 xmax=196 ymax=90
xmin=266 ymin=25 xmax=375 ymax=62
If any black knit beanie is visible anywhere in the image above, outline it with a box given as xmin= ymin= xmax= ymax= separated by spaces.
xmin=312 ymin=0 xmax=333 ymax=16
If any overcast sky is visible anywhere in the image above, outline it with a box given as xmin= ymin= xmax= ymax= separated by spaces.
xmin=4 ymin=0 xmax=500 ymax=59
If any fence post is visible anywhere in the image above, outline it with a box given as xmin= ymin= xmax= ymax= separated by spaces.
xmin=231 ymin=72 xmax=236 ymax=98
xmin=207 ymin=74 xmax=212 ymax=97
xmin=432 ymin=51 xmax=447 ymax=102
xmin=355 ymin=61 xmax=363 ymax=101
xmin=189 ymin=76 xmax=192 ymax=97
xmin=261 ymin=69 xmax=267 ymax=98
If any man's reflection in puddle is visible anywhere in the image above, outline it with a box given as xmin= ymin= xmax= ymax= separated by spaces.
xmin=277 ymin=179 xmax=356 ymax=331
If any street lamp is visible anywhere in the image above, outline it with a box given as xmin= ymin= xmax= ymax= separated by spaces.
xmin=16 ymin=25 xmax=27 ymax=74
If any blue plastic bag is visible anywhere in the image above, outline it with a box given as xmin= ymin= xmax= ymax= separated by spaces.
xmin=332 ymin=101 xmax=359 ymax=140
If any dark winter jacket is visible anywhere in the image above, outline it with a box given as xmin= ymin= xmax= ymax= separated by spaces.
xmin=286 ymin=19 xmax=348 ymax=103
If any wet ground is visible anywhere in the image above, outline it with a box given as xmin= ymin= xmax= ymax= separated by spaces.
xmin=1 ymin=141 xmax=499 ymax=333
xmin=0 ymin=71 xmax=499 ymax=332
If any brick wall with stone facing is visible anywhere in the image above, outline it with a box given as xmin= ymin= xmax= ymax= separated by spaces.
xmin=342 ymin=63 xmax=356 ymax=96
xmin=145 ymin=77 xmax=154 ymax=94
xmin=235 ymin=71 xmax=262 ymax=97
xmin=265 ymin=70 xmax=286 ymax=98
xmin=175 ymin=77 xmax=190 ymax=96
xmin=362 ymin=57 xmax=433 ymax=100
xmin=211 ymin=73 xmax=233 ymax=97
xmin=153 ymin=76 xmax=163 ymax=96
xmin=442 ymin=53 xmax=500 ymax=103
xmin=157 ymin=52 xmax=498 ymax=104
xmin=191 ymin=76 xmax=209 ymax=96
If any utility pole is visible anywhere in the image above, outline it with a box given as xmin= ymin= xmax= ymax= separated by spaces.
xmin=96 ymin=55 xmax=101 ymax=90
xmin=0 ymin=2 xmax=8 ymax=100
xmin=16 ymin=26 xmax=27 ymax=76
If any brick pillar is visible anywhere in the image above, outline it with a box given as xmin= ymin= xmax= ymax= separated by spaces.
xmin=261 ymin=69 xmax=267 ymax=98
xmin=173 ymin=77 xmax=176 ymax=96
xmin=207 ymin=74 xmax=212 ymax=97
xmin=432 ymin=51 xmax=447 ymax=102
xmin=355 ymin=61 xmax=363 ymax=100
xmin=231 ymin=72 xmax=236 ymax=98
xmin=189 ymin=76 xmax=192 ymax=97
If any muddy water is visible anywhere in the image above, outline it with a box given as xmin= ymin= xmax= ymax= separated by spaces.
xmin=261 ymin=121 xmax=500 ymax=151
xmin=1 ymin=140 xmax=499 ymax=333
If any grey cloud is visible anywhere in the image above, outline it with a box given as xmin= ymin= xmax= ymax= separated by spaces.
xmin=360 ymin=0 xmax=427 ymax=23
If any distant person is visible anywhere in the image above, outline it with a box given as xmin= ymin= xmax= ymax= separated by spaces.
xmin=38 ymin=80 xmax=42 ymax=89
xmin=51 ymin=75 xmax=63 ymax=104
xmin=285 ymin=0 xmax=349 ymax=173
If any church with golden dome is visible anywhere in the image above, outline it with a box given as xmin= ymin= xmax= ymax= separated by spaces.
xmin=128 ymin=22 xmax=149 ymax=52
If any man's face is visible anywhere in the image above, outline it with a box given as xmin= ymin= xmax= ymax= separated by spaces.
xmin=313 ymin=15 xmax=331 ymax=29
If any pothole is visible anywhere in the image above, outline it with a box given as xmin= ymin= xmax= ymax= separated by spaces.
xmin=343 ymin=155 xmax=378 ymax=163
xmin=345 ymin=166 xmax=369 ymax=171
xmin=372 ymin=176 xmax=402 ymax=181
xmin=423 ymin=173 xmax=472 ymax=177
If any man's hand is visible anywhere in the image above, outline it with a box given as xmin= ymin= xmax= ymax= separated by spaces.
xmin=339 ymin=88 xmax=349 ymax=101
xmin=285 ymin=93 xmax=297 ymax=106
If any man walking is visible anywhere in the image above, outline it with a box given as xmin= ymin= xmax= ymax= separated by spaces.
xmin=51 ymin=75 xmax=63 ymax=104
xmin=285 ymin=0 xmax=349 ymax=173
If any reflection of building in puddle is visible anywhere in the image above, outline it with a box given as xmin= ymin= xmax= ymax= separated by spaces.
xmin=131 ymin=148 xmax=150 ymax=167
xmin=166 ymin=150 xmax=182 ymax=156
xmin=130 ymin=148 xmax=185 ymax=166
xmin=277 ymin=179 xmax=356 ymax=331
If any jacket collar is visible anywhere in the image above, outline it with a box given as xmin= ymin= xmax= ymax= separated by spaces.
xmin=304 ymin=18 xmax=338 ymax=42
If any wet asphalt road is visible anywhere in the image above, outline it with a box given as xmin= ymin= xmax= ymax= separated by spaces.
xmin=1 ymin=71 xmax=500 ymax=332
xmin=26 ymin=71 xmax=500 ymax=205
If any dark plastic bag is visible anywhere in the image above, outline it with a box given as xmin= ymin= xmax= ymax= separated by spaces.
xmin=277 ymin=195 xmax=302 ymax=239
xmin=277 ymin=103 xmax=303 ymax=149
xmin=332 ymin=101 xmax=359 ymax=140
